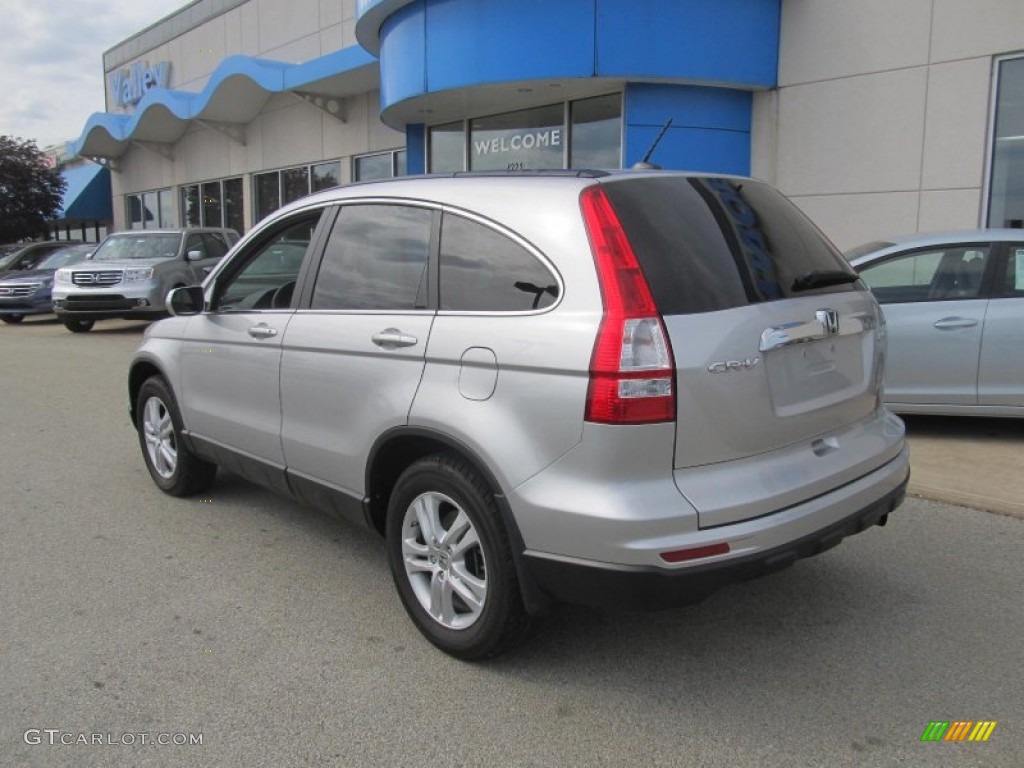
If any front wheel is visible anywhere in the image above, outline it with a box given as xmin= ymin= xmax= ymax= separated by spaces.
xmin=63 ymin=319 xmax=94 ymax=333
xmin=136 ymin=376 xmax=216 ymax=496
xmin=386 ymin=453 xmax=531 ymax=660
xmin=1 ymin=314 xmax=24 ymax=324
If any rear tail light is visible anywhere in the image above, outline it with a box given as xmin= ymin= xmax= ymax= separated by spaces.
xmin=580 ymin=185 xmax=676 ymax=424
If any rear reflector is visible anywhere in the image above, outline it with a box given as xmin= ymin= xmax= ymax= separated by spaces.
xmin=580 ymin=185 xmax=676 ymax=424
xmin=659 ymin=543 xmax=731 ymax=563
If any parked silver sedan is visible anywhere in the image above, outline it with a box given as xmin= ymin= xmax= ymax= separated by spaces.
xmin=848 ymin=230 xmax=1024 ymax=417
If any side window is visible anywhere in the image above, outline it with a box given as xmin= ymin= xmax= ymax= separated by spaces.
xmin=859 ymin=246 xmax=989 ymax=303
xmin=214 ymin=212 xmax=322 ymax=311
xmin=1001 ymin=246 xmax=1024 ymax=297
xmin=439 ymin=214 xmax=559 ymax=311
xmin=201 ymin=233 xmax=230 ymax=260
xmin=311 ymin=204 xmax=431 ymax=310
xmin=184 ymin=234 xmax=205 ymax=259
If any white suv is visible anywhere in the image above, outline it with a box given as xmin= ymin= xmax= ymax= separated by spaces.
xmin=128 ymin=171 xmax=909 ymax=658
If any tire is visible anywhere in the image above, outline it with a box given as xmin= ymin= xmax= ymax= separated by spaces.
xmin=1 ymin=314 xmax=24 ymax=324
xmin=136 ymin=376 xmax=217 ymax=496
xmin=63 ymin=319 xmax=94 ymax=333
xmin=386 ymin=453 xmax=531 ymax=660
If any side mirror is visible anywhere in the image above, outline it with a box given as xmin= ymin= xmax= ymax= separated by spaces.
xmin=167 ymin=285 xmax=205 ymax=316
xmin=186 ymin=249 xmax=203 ymax=261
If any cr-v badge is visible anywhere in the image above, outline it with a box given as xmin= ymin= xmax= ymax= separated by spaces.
xmin=708 ymin=357 xmax=761 ymax=374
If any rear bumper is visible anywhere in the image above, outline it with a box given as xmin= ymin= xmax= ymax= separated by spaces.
xmin=519 ymin=450 xmax=909 ymax=611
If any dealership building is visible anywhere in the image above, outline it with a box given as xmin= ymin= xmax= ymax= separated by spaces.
xmin=68 ymin=0 xmax=1024 ymax=250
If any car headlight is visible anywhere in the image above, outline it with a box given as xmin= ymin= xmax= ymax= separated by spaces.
xmin=55 ymin=268 xmax=72 ymax=285
xmin=124 ymin=267 xmax=154 ymax=282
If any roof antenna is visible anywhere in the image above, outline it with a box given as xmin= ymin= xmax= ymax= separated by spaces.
xmin=631 ymin=118 xmax=673 ymax=170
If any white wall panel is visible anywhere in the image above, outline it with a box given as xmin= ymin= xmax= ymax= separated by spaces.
xmin=921 ymin=57 xmax=992 ymax=190
xmin=776 ymin=68 xmax=928 ymax=196
xmin=790 ymin=192 xmax=920 ymax=251
xmin=918 ymin=189 xmax=983 ymax=233
xmin=779 ymin=0 xmax=931 ymax=86
xmin=931 ymin=0 xmax=1024 ymax=63
xmin=258 ymin=0 xmax=320 ymax=53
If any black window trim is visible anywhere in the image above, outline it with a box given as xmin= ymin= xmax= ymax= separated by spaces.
xmin=436 ymin=205 xmax=564 ymax=316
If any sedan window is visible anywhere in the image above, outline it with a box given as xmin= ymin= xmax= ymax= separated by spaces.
xmin=859 ymin=246 xmax=990 ymax=303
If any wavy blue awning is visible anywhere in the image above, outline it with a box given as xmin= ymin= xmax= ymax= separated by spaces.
xmin=70 ymin=45 xmax=378 ymax=159
xmin=57 ymin=163 xmax=112 ymax=221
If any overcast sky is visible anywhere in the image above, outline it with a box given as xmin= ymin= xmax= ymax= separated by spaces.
xmin=0 ymin=0 xmax=191 ymax=149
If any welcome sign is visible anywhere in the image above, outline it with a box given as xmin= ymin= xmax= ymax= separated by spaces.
xmin=110 ymin=61 xmax=171 ymax=108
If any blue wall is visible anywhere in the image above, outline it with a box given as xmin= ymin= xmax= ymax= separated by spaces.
xmin=377 ymin=0 xmax=779 ymax=114
xmin=624 ymin=84 xmax=752 ymax=174
xmin=370 ymin=0 xmax=778 ymax=175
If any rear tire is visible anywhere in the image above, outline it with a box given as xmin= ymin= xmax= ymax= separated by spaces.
xmin=1 ymin=314 xmax=24 ymax=324
xmin=386 ymin=453 xmax=531 ymax=660
xmin=136 ymin=376 xmax=217 ymax=496
xmin=63 ymin=319 xmax=94 ymax=333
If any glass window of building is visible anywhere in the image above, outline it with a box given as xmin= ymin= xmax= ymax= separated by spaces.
xmin=223 ymin=178 xmax=244 ymax=234
xmin=181 ymin=185 xmax=201 ymax=227
xmin=181 ymin=178 xmax=243 ymax=231
xmin=127 ymin=188 xmax=175 ymax=230
xmin=429 ymin=122 xmax=465 ymax=173
xmin=470 ymin=104 xmax=564 ymax=171
xmin=570 ymin=94 xmax=623 ymax=169
xmin=255 ymin=172 xmax=281 ymax=224
xmin=312 ymin=161 xmax=341 ymax=192
xmin=428 ymin=95 xmax=622 ymax=173
xmin=352 ymin=150 xmax=408 ymax=181
xmin=201 ymin=182 xmax=222 ymax=229
xmin=282 ymin=167 xmax=311 ymax=206
xmin=989 ymin=56 xmax=1024 ymax=228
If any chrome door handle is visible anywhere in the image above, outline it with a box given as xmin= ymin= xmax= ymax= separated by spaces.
xmin=372 ymin=328 xmax=418 ymax=348
xmin=247 ymin=325 xmax=278 ymax=339
xmin=933 ymin=317 xmax=979 ymax=330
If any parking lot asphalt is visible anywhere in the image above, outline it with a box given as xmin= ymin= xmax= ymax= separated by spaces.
xmin=2 ymin=316 xmax=1023 ymax=767
xmin=902 ymin=416 xmax=1023 ymax=519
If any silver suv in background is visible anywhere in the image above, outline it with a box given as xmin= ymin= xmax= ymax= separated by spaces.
xmin=53 ymin=228 xmax=238 ymax=332
xmin=128 ymin=171 xmax=909 ymax=658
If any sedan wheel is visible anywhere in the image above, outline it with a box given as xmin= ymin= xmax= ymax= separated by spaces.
xmin=1 ymin=314 xmax=24 ymax=324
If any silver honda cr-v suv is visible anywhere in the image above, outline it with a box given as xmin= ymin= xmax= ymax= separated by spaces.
xmin=128 ymin=171 xmax=909 ymax=659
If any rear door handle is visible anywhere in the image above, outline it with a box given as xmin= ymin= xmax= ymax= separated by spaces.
xmin=933 ymin=317 xmax=979 ymax=330
xmin=372 ymin=328 xmax=418 ymax=348
xmin=247 ymin=324 xmax=278 ymax=339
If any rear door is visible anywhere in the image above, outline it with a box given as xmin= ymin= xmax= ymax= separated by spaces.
xmin=858 ymin=244 xmax=992 ymax=405
xmin=978 ymin=242 xmax=1024 ymax=407
xmin=602 ymin=176 xmax=896 ymax=527
xmin=279 ymin=202 xmax=435 ymax=508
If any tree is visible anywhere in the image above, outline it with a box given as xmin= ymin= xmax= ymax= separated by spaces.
xmin=0 ymin=136 xmax=66 ymax=242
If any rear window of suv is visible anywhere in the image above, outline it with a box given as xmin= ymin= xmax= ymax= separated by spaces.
xmin=600 ymin=176 xmax=858 ymax=315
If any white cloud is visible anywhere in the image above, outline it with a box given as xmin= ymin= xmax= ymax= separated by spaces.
xmin=0 ymin=0 xmax=191 ymax=148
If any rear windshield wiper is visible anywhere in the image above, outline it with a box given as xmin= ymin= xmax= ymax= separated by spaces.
xmin=791 ymin=270 xmax=859 ymax=292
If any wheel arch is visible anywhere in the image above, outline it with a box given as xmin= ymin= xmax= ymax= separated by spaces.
xmin=365 ymin=427 xmax=552 ymax=616
xmin=128 ymin=358 xmax=170 ymax=428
